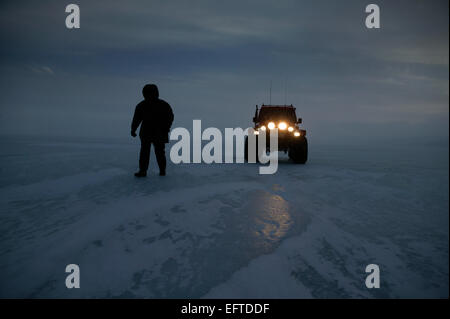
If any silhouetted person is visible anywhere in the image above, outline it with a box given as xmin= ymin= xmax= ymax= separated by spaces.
xmin=131 ymin=84 xmax=174 ymax=177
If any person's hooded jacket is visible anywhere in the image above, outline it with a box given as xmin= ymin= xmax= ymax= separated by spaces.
xmin=131 ymin=84 xmax=174 ymax=143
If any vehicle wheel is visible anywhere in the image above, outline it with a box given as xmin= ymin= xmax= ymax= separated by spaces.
xmin=244 ymin=136 xmax=259 ymax=162
xmin=288 ymin=137 xmax=308 ymax=164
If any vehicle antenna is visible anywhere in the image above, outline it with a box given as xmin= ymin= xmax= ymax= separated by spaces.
xmin=284 ymin=77 xmax=287 ymax=106
xmin=269 ymin=80 xmax=272 ymax=105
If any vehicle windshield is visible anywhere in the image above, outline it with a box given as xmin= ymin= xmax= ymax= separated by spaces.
xmin=257 ymin=106 xmax=297 ymax=124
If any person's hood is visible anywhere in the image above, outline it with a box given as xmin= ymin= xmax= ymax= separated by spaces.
xmin=142 ymin=84 xmax=159 ymax=100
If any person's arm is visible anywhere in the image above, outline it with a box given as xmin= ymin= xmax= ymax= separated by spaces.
xmin=167 ymin=104 xmax=174 ymax=132
xmin=131 ymin=104 xmax=142 ymax=137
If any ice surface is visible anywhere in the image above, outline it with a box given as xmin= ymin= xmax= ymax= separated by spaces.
xmin=0 ymin=136 xmax=448 ymax=298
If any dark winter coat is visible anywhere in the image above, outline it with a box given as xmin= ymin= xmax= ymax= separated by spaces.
xmin=131 ymin=98 xmax=174 ymax=143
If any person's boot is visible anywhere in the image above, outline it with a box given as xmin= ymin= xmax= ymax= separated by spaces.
xmin=134 ymin=171 xmax=147 ymax=177
xmin=159 ymin=170 xmax=166 ymax=176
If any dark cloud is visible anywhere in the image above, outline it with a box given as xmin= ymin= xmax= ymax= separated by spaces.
xmin=0 ymin=0 xmax=448 ymax=142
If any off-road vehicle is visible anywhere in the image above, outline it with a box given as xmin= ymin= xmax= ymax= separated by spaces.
xmin=245 ymin=104 xmax=308 ymax=164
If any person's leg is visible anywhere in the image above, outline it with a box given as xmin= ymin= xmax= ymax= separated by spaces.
xmin=137 ymin=138 xmax=152 ymax=175
xmin=153 ymin=142 xmax=166 ymax=175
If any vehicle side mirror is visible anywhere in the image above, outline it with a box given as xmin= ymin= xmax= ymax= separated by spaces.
xmin=297 ymin=118 xmax=302 ymax=124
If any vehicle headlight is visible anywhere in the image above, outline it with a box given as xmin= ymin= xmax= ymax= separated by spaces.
xmin=288 ymin=126 xmax=294 ymax=132
xmin=254 ymin=130 xmax=260 ymax=135
xmin=268 ymin=122 xmax=276 ymax=130
xmin=260 ymin=125 xmax=266 ymax=131
xmin=278 ymin=122 xmax=287 ymax=130
xmin=294 ymin=132 xmax=301 ymax=137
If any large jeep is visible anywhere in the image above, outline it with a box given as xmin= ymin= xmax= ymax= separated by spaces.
xmin=245 ymin=104 xmax=308 ymax=164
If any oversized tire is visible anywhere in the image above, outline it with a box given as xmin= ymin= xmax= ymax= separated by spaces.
xmin=288 ymin=137 xmax=308 ymax=164
xmin=244 ymin=136 xmax=259 ymax=162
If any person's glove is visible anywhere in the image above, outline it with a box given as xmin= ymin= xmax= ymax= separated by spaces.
xmin=131 ymin=131 xmax=137 ymax=137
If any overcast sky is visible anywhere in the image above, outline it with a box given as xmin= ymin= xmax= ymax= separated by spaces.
xmin=0 ymin=0 xmax=448 ymax=142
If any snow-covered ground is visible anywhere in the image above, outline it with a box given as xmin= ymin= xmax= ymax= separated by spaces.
xmin=0 ymin=136 xmax=448 ymax=298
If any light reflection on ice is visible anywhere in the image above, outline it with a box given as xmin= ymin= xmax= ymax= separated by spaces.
xmin=252 ymin=194 xmax=292 ymax=243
